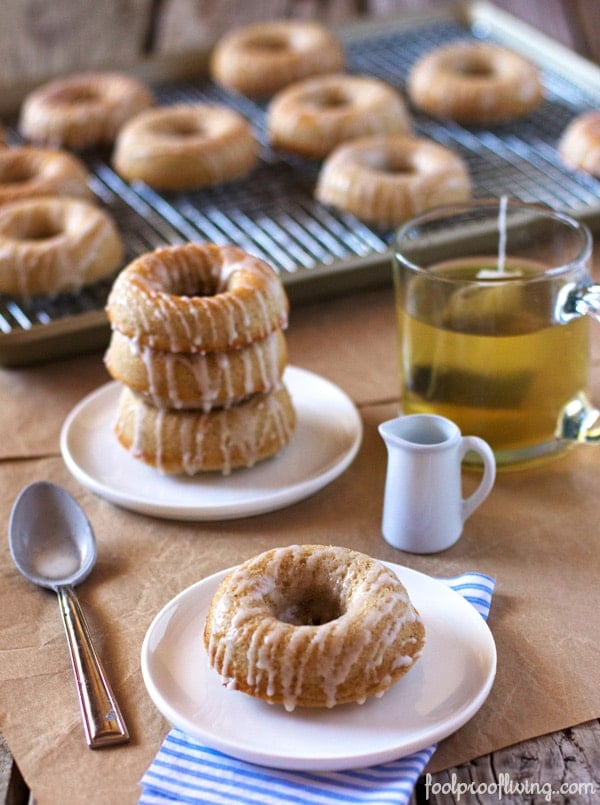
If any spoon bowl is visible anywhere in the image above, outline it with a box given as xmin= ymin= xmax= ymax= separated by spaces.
xmin=9 ymin=481 xmax=129 ymax=749
xmin=10 ymin=481 xmax=97 ymax=589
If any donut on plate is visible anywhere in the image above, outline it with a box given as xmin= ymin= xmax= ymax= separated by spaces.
xmin=112 ymin=103 xmax=259 ymax=190
xmin=316 ymin=134 xmax=471 ymax=228
xmin=0 ymin=146 xmax=92 ymax=205
xmin=267 ymin=73 xmax=411 ymax=159
xmin=106 ymin=241 xmax=295 ymax=474
xmin=104 ymin=327 xmax=288 ymax=411
xmin=203 ymin=544 xmax=425 ymax=710
xmin=0 ymin=196 xmax=123 ymax=297
xmin=114 ymin=381 xmax=296 ymax=474
xmin=19 ymin=71 xmax=154 ymax=149
xmin=407 ymin=42 xmax=543 ymax=125
xmin=210 ymin=19 xmax=345 ymax=99
xmin=558 ymin=110 xmax=600 ymax=177
xmin=106 ymin=242 xmax=289 ymax=353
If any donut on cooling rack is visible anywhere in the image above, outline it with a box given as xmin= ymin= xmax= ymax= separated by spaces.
xmin=267 ymin=73 xmax=411 ymax=159
xmin=315 ymin=134 xmax=471 ymax=228
xmin=19 ymin=72 xmax=154 ymax=149
xmin=210 ymin=19 xmax=345 ymax=99
xmin=104 ymin=327 xmax=288 ymax=411
xmin=558 ymin=110 xmax=600 ymax=177
xmin=203 ymin=544 xmax=426 ymax=710
xmin=111 ymin=103 xmax=259 ymax=190
xmin=105 ymin=242 xmax=289 ymax=353
xmin=0 ymin=196 xmax=123 ymax=297
xmin=0 ymin=146 xmax=92 ymax=205
xmin=407 ymin=41 xmax=543 ymax=125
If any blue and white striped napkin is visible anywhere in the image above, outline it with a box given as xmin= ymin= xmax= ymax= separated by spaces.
xmin=139 ymin=572 xmax=495 ymax=805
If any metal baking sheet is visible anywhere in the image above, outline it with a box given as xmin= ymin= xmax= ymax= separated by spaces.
xmin=1 ymin=0 xmax=599 ymax=365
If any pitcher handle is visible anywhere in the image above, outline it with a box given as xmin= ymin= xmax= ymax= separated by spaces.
xmin=459 ymin=436 xmax=496 ymax=521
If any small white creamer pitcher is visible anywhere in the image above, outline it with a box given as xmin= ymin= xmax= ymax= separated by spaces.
xmin=378 ymin=414 xmax=496 ymax=553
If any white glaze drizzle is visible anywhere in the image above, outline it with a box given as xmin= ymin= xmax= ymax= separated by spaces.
xmin=121 ymin=383 xmax=294 ymax=475
xmin=122 ymin=328 xmax=283 ymax=411
xmin=205 ymin=546 xmax=424 ymax=710
xmin=110 ymin=245 xmax=287 ymax=353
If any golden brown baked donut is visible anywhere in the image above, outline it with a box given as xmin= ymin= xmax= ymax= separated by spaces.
xmin=267 ymin=73 xmax=411 ymax=158
xmin=112 ymin=103 xmax=259 ymax=190
xmin=558 ymin=110 xmax=600 ymax=177
xmin=0 ymin=196 xmax=123 ymax=297
xmin=316 ymin=134 xmax=471 ymax=228
xmin=203 ymin=544 xmax=426 ymax=710
xmin=0 ymin=146 xmax=92 ymax=205
xmin=104 ymin=327 xmax=288 ymax=411
xmin=106 ymin=242 xmax=289 ymax=353
xmin=114 ymin=382 xmax=296 ymax=474
xmin=210 ymin=19 xmax=345 ymax=99
xmin=19 ymin=71 xmax=154 ymax=149
xmin=407 ymin=42 xmax=543 ymax=125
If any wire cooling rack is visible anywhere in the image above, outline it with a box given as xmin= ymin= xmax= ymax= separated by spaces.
xmin=1 ymin=4 xmax=599 ymax=364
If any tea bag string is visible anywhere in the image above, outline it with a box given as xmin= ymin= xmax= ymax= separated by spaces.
xmin=476 ymin=195 xmax=520 ymax=279
xmin=497 ymin=194 xmax=507 ymax=274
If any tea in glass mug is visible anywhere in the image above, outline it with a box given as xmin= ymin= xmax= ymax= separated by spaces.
xmin=393 ymin=199 xmax=600 ymax=467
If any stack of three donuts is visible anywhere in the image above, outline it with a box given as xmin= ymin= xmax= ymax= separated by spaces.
xmin=104 ymin=242 xmax=297 ymax=475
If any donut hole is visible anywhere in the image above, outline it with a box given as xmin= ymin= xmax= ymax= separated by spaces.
xmin=361 ymin=149 xmax=415 ymax=176
xmin=59 ymin=87 xmax=101 ymax=106
xmin=0 ymin=161 xmax=37 ymax=185
xmin=305 ymin=88 xmax=350 ymax=111
xmin=7 ymin=211 xmax=64 ymax=241
xmin=452 ymin=56 xmax=494 ymax=78
xmin=158 ymin=118 xmax=204 ymax=139
xmin=274 ymin=584 xmax=344 ymax=626
xmin=245 ymin=33 xmax=289 ymax=53
xmin=168 ymin=276 xmax=219 ymax=297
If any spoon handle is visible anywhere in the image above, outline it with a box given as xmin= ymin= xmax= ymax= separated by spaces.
xmin=57 ymin=586 xmax=130 ymax=749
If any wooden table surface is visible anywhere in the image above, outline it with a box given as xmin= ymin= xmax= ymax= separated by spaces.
xmin=1 ymin=1 xmax=599 ymax=803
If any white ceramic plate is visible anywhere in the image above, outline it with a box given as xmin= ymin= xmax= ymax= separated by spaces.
xmin=60 ymin=367 xmax=362 ymax=521
xmin=141 ymin=563 xmax=497 ymax=771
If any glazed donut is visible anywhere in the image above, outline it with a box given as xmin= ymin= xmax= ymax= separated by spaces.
xmin=115 ymin=382 xmax=296 ymax=474
xmin=0 ymin=196 xmax=123 ymax=297
xmin=0 ymin=146 xmax=92 ymax=205
xmin=267 ymin=73 xmax=411 ymax=159
xmin=210 ymin=19 xmax=345 ymax=99
xmin=203 ymin=544 xmax=426 ymax=710
xmin=19 ymin=71 xmax=154 ymax=149
xmin=106 ymin=242 xmax=289 ymax=353
xmin=316 ymin=135 xmax=471 ymax=228
xmin=112 ymin=104 xmax=259 ymax=190
xmin=104 ymin=327 xmax=288 ymax=411
xmin=408 ymin=42 xmax=543 ymax=125
xmin=558 ymin=110 xmax=600 ymax=177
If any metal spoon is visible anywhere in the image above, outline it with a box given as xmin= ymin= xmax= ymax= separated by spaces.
xmin=9 ymin=481 xmax=129 ymax=749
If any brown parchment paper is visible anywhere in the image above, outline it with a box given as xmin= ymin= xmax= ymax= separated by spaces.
xmin=1 ymin=285 xmax=600 ymax=804
xmin=0 ymin=352 xmax=111 ymax=460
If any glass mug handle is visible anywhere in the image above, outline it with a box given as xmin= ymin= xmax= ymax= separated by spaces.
xmin=558 ymin=283 xmax=600 ymax=443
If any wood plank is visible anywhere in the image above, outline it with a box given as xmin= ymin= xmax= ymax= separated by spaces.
xmin=413 ymin=719 xmax=600 ymax=804
xmin=0 ymin=733 xmax=27 ymax=805
xmin=0 ymin=0 xmax=153 ymax=88
xmin=572 ymin=0 xmax=600 ymax=64
xmin=0 ymin=0 xmax=596 ymax=94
